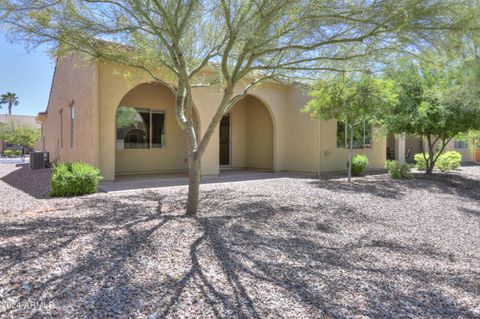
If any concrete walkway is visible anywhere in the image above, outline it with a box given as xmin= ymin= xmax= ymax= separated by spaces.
xmin=100 ymin=169 xmax=312 ymax=192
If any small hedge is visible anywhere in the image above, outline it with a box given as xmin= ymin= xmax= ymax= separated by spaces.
xmin=414 ymin=153 xmax=428 ymax=171
xmin=385 ymin=160 xmax=412 ymax=179
xmin=14 ymin=150 xmax=22 ymax=156
xmin=414 ymin=151 xmax=462 ymax=172
xmin=50 ymin=162 xmax=102 ymax=197
xmin=3 ymin=150 xmax=13 ymax=157
xmin=436 ymin=151 xmax=462 ymax=172
xmin=349 ymin=154 xmax=369 ymax=177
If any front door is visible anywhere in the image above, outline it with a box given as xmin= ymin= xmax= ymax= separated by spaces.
xmin=219 ymin=114 xmax=230 ymax=166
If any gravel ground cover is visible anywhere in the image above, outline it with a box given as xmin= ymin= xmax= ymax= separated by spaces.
xmin=0 ymin=163 xmax=479 ymax=318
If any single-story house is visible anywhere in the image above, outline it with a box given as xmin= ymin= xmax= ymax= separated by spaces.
xmin=0 ymin=114 xmax=41 ymax=153
xmin=36 ymin=54 xmax=478 ymax=181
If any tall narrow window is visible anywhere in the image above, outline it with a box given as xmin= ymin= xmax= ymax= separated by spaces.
xmin=151 ymin=111 xmax=166 ymax=148
xmin=69 ymin=101 xmax=75 ymax=148
xmin=59 ymin=109 xmax=63 ymax=148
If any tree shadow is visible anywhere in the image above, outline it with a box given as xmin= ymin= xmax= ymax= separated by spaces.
xmin=1 ymin=163 xmax=52 ymax=199
xmin=1 ymin=187 xmax=479 ymax=318
xmin=309 ymin=168 xmax=480 ymax=202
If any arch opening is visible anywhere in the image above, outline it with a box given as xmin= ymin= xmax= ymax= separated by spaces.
xmin=115 ymin=82 xmax=198 ymax=176
xmin=222 ymin=95 xmax=274 ymax=171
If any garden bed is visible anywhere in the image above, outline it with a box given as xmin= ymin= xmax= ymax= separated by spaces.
xmin=0 ymin=163 xmax=479 ymax=318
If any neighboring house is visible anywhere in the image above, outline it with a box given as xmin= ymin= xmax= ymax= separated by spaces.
xmin=387 ymin=134 xmax=478 ymax=163
xmin=36 ymin=54 xmax=388 ymax=181
xmin=0 ymin=114 xmax=41 ymax=153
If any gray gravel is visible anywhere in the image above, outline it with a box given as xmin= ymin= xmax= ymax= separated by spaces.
xmin=0 ymin=163 xmax=479 ymax=318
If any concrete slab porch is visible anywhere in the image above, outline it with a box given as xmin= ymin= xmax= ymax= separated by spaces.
xmin=100 ymin=169 xmax=313 ymax=192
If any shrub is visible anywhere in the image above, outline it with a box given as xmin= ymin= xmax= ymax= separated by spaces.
xmin=414 ymin=153 xmax=428 ymax=171
xmin=14 ymin=150 xmax=22 ymax=156
xmin=50 ymin=162 xmax=102 ymax=197
xmin=436 ymin=151 xmax=462 ymax=172
xmin=3 ymin=150 xmax=13 ymax=157
xmin=384 ymin=160 xmax=412 ymax=179
xmin=349 ymin=154 xmax=369 ymax=176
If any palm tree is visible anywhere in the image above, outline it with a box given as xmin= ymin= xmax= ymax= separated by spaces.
xmin=0 ymin=92 xmax=19 ymax=115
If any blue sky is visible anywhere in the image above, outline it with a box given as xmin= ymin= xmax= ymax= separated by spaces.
xmin=0 ymin=33 xmax=55 ymax=116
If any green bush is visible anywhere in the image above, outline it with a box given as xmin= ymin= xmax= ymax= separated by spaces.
xmin=348 ymin=154 xmax=369 ymax=176
xmin=414 ymin=153 xmax=428 ymax=171
xmin=385 ymin=160 xmax=413 ymax=179
xmin=414 ymin=151 xmax=462 ymax=172
xmin=436 ymin=151 xmax=462 ymax=172
xmin=14 ymin=150 xmax=22 ymax=156
xmin=3 ymin=150 xmax=13 ymax=156
xmin=50 ymin=162 xmax=102 ymax=197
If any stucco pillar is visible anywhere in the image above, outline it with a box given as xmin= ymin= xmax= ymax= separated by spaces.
xmin=397 ymin=134 xmax=406 ymax=163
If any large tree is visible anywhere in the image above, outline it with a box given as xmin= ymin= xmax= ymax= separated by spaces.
xmin=304 ymin=75 xmax=397 ymax=181
xmin=0 ymin=0 xmax=473 ymax=214
xmin=383 ymin=62 xmax=480 ymax=174
xmin=0 ymin=92 xmax=19 ymax=115
xmin=0 ymin=125 xmax=40 ymax=153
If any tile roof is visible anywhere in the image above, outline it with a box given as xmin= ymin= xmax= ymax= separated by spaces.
xmin=0 ymin=114 xmax=41 ymax=129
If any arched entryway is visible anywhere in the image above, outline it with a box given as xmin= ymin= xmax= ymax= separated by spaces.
xmin=220 ymin=95 xmax=274 ymax=171
xmin=115 ymin=82 xmax=198 ymax=176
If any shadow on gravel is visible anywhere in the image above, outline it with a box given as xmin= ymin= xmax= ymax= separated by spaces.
xmin=309 ymin=170 xmax=480 ymax=202
xmin=1 ymin=163 xmax=52 ymax=199
xmin=1 ymin=188 xmax=479 ymax=318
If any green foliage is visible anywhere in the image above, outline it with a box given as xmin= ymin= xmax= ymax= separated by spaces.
xmin=349 ymin=154 xmax=369 ymax=177
xmin=414 ymin=153 xmax=428 ymax=171
xmin=436 ymin=151 xmax=462 ymax=172
xmin=0 ymin=92 xmax=19 ymax=115
xmin=0 ymin=125 xmax=40 ymax=148
xmin=14 ymin=149 xmax=22 ymax=156
xmin=382 ymin=62 xmax=480 ymax=173
xmin=2 ymin=149 xmax=13 ymax=156
xmin=305 ymin=76 xmax=398 ymax=125
xmin=385 ymin=160 xmax=413 ymax=179
xmin=415 ymin=151 xmax=462 ymax=172
xmin=50 ymin=162 xmax=102 ymax=197
xmin=306 ymin=75 xmax=396 ymax=181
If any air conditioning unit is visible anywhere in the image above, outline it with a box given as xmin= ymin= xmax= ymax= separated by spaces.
xmin=30 ymin=151 xmax=49 ymax=169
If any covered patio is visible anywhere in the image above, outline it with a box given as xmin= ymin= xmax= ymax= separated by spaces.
xmin=100 ymin=170 xmax=308 ymax=192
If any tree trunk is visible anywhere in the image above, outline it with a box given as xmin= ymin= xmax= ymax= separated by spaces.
xmin=348 ymin=125 xmax=354 ymax=182
xmin=8 ymin=102 xmax=12 ymax=115
xmin=425 ymin=134 xmax=434 ymax=175
xmin=185 ymin=154 xmax=201 ymax=216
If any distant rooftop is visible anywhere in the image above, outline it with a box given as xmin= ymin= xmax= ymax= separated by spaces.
xmin=0 ymin=114 xmax=40 ymax=129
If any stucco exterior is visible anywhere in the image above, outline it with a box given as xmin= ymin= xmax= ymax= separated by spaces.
xmin=38 ymin=54 xmax=395 ymax=181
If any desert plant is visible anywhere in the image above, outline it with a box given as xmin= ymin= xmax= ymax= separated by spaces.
xmin=50 ymin=162 xmax=102 ymax=197
xmin=414 ymin=153 xmax=428 ymax=171
xmin=436 ymin=151 xmax=462 ymax=172
xmin=3 ymin=150 xmax=13 ymax=157
xmin=349 ymin=154 xmax=369 ymax=177
xmin=385 ymin=160 xmax=413 ymax=179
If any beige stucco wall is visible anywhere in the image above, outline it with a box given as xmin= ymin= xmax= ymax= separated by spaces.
xmin=318 ymin=120 xmax=386 ymax=172
xmin=444 ymin=139 xmax=475 ymax=162
xmin=245 ymin=96 xmax=274 ymax=170
xmin=227 ymin=95 xmax=273 ymax=170
xmin=42 ymin=56 xmax=390 ymax=181
xmin=41 ymin=54 xmax=98 ymax=166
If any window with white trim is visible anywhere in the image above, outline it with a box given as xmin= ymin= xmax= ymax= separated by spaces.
xmin=336 ymin=121 xmax=372 ymax=149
